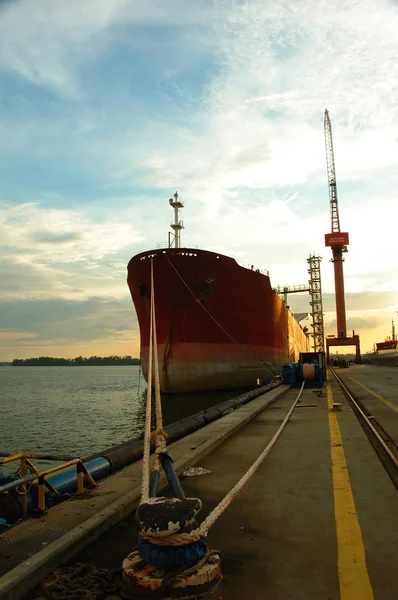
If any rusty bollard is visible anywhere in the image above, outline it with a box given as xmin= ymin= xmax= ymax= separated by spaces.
xmin=120 ymin=497 xmax=222 ymax=599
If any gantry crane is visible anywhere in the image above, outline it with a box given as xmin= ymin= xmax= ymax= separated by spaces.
xmin=324 ymin=109 xmax=361 ymax=363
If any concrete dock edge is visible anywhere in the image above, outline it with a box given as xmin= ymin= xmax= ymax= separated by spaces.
xmin=0 ymin=385 xmax=289 ymax=600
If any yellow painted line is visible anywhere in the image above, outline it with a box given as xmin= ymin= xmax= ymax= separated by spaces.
xmin=327 ymin=383 xmax=374 ymax=600
xmin=347 ymin=376 xmax=398 ymax=413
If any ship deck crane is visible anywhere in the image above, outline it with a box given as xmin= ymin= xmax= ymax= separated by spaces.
xmin=324 ymin=109 xmax=361 ymax=363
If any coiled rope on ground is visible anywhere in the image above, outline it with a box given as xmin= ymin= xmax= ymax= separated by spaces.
xmin=38 ymin=563 xmax=121 ymax=599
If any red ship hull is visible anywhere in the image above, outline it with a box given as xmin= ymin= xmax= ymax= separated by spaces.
xmin=127 ymin=248 xmax=310 ymax=393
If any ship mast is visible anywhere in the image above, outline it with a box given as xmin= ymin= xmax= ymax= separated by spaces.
xmin=168 ymin=191 xmax=184 ymax=248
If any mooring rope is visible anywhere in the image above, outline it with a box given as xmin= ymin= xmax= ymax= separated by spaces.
xmin=150 ymin=266 xmax=167 ymax=463
xmin=141 ymin=261 xmax=155 ymax=503
xmin=151 ymin=268 xmax=163 ymax=432
xmin=141 ymin=259 xmax=168 ymax=499
xmin=198 ymin=380 xmax=305 ymax=535
xmin=140 ymin=381 xmax=305 ymax=546
xmin=136 ymin=345 xmax=142 ymax=401
xmin=140 ymin=261 xmax=303 ymax=550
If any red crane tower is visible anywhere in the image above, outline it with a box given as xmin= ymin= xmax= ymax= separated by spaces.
xmin=324 ymin=109 xmax=361 ymax=363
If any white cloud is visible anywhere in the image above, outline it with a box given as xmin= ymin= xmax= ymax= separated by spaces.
xmin=0 ymin=201 xmax=140 ymax=262
xmin=100 ymin=0 xmax=398 ymax=237
xmin=0 ymin=0 xmax=115 ymax=95
xmin=0 ymin=201 xmax=143 ymax=301
xmin=2 ymin=0 xmax=398 ymax=355
xmin=115 ymin=0 xmax=398 ymax=298
xmin=0 ymin=0 xmax=219 ymax=95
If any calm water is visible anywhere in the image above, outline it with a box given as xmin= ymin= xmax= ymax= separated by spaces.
xmin=0 ymin=366 xmax=240 ymax=462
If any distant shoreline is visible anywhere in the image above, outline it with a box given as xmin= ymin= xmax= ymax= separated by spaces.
xmin=7 ymin=364 xmax=141 ymax=367
xmin=10 ymin=356 xmax=141 ymax=367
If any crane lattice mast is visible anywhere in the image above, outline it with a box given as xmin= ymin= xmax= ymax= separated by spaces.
xmin=307 ymin=255 xmax=325 ymax=353
xmin=324 ymin=109 xmax=341 ymax=234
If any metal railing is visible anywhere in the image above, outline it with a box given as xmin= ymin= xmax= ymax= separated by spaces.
xmin=273 ymin=284 xmax=310 ymax=295
xmin=0 ymin=452 xmax=97 ymax=518
xmin=237 ymin=261 xmax=269 ymax=277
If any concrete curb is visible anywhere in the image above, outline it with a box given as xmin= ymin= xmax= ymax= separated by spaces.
xmin=0 ymin=385 xmax=289 ymax=600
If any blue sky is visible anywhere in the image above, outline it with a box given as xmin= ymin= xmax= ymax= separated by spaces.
xmin=1 ymin=0 xmax=398 ymax=360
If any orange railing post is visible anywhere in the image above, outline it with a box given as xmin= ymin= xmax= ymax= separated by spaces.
xmin=38 ymin=475 xmax=46 ymax=513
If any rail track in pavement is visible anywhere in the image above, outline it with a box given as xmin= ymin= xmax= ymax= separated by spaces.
xmin=330 ymin=366 xmax=398 ymax=490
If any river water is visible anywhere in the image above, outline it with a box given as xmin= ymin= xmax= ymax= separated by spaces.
xmin=1 ymin=366 xmax=240 ymax=462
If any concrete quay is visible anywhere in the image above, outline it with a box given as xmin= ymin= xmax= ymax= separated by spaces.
xmin=0 ymin=385 xmax=288 ymax=599
xmin=67 ymin=366 xmax=398 ymax=600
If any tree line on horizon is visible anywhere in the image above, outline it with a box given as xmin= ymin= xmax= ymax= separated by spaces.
xmin=11 ymin=355 xmax=141 ymax=366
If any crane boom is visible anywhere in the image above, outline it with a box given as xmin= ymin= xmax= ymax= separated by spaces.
xmin=324 ymin=109 xmax=340 ymax=233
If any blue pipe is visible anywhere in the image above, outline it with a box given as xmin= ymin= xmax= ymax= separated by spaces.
xmin=46 ymin=457 xmax=111 ymax=495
